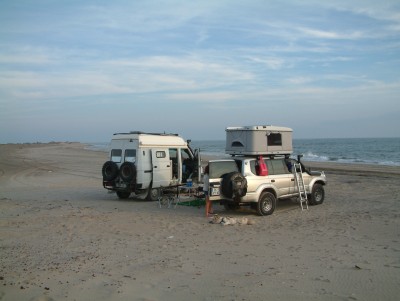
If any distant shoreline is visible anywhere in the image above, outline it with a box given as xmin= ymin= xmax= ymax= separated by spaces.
xmin=4 ymin=142 xmax=398 ymax=177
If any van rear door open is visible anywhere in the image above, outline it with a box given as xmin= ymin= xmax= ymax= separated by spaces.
xmin=151 ymin=148 xmax=172 ymax=188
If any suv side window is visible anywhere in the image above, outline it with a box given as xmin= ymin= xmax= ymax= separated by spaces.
xmin=250 ymin=160 xmax=257 ymax=175
xmin=249 ymin=158 xmax=290 ymax=176
xmin=248 ymin=158 xmax=273 ymax=176
xmin=270 ymin=159 xmax=290 ymax=175
xmin=249 ymin=159 xmax=273 ymax=176
xmin=209 ymin=161 xmax=239 ymax=178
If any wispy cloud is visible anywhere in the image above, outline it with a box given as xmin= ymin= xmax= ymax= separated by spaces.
xmin=297 ymin=27 xmax=365 ymax=40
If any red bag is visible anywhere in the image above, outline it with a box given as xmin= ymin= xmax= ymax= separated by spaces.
xmin=255 ymin=156 xmax=268 ymax=176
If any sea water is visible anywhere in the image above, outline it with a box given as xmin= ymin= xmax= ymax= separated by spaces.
xmin=88 ymin=138 xmax=400 ymax=167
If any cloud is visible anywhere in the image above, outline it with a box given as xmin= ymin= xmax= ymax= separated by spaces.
xmin=286 ymin=77 xmax=314 ymax=85
xmin=0 ymin=53 xmax=256 ymax=103
xmin=246 ymin=56 xmax=287 ymax=70
xmin=297 ymin=27 xmax=365 ymax=40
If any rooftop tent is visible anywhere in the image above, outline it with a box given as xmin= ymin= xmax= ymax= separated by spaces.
xmin=225 ymin=125 xmax=293 ymax=156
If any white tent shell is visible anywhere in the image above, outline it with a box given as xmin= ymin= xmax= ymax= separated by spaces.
xmin=225 ymin=125 xmax=293 ymax=156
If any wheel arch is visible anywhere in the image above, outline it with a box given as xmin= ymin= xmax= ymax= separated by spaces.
xmin=259 ymin=186 xmax=277 ymax=199
xmin=309 ymin=179 xmax=327 ymax=191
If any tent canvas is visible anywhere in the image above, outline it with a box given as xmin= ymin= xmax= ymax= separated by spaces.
xmin=225 ymin=125 xmax=293 ymax=156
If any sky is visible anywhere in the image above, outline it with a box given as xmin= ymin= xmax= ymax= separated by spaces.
xmin=0 ymin=0 xmax=399 ymax=143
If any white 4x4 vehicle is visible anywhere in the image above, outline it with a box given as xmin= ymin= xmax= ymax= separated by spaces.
xmin=207 ymin=155 xmax=327 ymax=216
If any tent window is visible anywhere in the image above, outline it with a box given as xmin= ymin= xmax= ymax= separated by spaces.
xmin=232 ymin=141 xmax=244 ymax=147
xmin=267 ymin=133 xmax=282 ymax=146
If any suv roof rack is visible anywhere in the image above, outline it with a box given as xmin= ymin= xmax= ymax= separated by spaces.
xmin=230 ymin=154 xmax=292 ymax=158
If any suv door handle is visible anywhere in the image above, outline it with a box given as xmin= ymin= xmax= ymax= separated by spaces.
xmin=291 ymin=179 xmax=295 ymax=181
xmin=271 ymin=179 xmax=275 ymax=183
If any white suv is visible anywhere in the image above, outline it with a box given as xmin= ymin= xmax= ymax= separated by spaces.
xmin=207 ymin=156 xmax=327 ymax=216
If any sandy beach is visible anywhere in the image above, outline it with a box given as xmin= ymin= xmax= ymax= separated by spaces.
xmin=1 ymin=142 xmax=399 ymax=301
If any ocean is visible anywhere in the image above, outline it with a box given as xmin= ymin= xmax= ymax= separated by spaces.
xmin=88 ymin=138 xmax=400 ymax=167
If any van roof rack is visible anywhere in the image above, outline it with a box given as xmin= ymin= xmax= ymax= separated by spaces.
xmin=113 ymin=131 xmax=179 ymax=136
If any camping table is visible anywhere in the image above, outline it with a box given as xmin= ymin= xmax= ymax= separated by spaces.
xmin=157 ymin=184 xmax=185 ymax=209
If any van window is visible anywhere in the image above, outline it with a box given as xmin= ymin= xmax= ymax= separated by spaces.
xmin=169 ymin=149 xmax=177 ymax=160
xmin=169 ymin=148 xmax=178 ymax=179
xmin=181 ymin=148 xmax=193 ymax=181
xmin=181 ymin=148 xmax=191 ymax=161
xmin=267 ymin=133 xmax=282 ymax=146
xmin=124 ymin=149 xmax=136 ymax=162
xmin=111 ymin=149 xmax=122 ymax=162
xmin=156 ymin=151 xmax=166 ymax=158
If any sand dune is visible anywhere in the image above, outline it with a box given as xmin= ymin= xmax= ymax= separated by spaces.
xmin=1 ymin=143 xmax=399 ymax=301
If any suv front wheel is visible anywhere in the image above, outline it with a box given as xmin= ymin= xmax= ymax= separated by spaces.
xmin=256 ymin=191 xmax=276 ymax=216
xmin=308 ymin=183 xmax=325 ymax=205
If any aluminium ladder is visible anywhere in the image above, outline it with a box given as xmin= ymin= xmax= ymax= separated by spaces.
xmin=293 ymin=162 xmax=309 ymax=210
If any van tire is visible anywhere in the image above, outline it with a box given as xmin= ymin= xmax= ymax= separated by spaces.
xmin=120 ymin=162 xmax=137 ymax=182
xmin=116 ymin=191 xmax=131 ymax=199
xmin=102 ymin=161 xmax=119 ymax=181
xmin=256 ymin=191 xmax=276 ymax=216
xmin=221 ymin=172 xmax=247 ymax=198
xmin=146 ymin=186 xmax=159 ymax=202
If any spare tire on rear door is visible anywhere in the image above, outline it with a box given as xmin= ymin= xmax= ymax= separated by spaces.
xmin=119 ymin=162 xmax=137 ymax=182
xmin=102 ymin=161 xmax=119 ymax=181
xmin=221 ymin=172 xmax=247 ymax=199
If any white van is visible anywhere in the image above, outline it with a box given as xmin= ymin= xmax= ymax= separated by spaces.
xmin=102 ymin=131 xmax=200 ymax=201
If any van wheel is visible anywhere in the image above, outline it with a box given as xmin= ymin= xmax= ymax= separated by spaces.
xmin=308 ymin=184 xmax=324 ymax=205
xmin=256 ymin=192 xmax=276 ymax=216
xmin=120 ymin=162 xmax=137 ymax=182
xmin=117 ymin=191 xmax=130 ymax=199
xmin=102 ymin=161 xmax=119 ymax=181
xmin=146 ymin=187 xmax=159 ymax=202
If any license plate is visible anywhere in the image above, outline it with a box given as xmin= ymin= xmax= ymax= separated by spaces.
xmin=116 ymin=183 xmax=126 ymax=188
xmin=211 ymin=187 xmax=220 ymax=196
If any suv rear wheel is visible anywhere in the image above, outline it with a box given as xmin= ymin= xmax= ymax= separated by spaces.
xmin=224 ymin=202 xmax=240 ymax=211
xmin=256 ymin=191 xmax=276 ymax=216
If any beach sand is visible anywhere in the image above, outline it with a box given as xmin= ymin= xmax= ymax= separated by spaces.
xmin=1 ymin=143 xmax=399 ymax=301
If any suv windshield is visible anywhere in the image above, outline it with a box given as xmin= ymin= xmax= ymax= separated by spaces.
xmin=209 ymin=161 xmax=239 ymax=178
